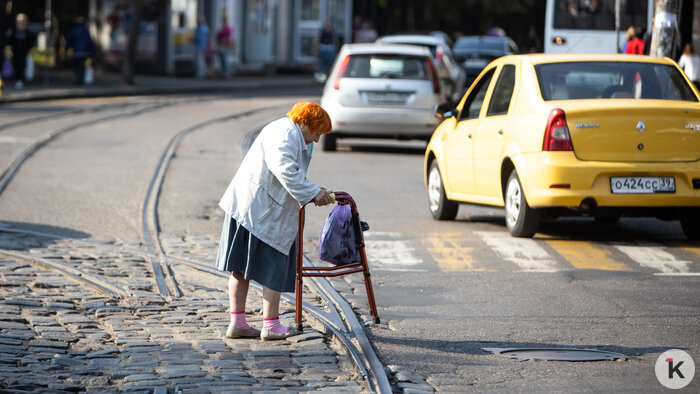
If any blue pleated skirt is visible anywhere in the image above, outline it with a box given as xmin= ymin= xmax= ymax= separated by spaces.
xmin=215 ymin=214 xmax=297 ymax=292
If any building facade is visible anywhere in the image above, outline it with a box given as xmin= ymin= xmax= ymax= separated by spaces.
xmin=91 ymin=0 xmax=352 ymax=75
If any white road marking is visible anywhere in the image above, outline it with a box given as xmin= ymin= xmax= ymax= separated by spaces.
xmin=654 ymin=273 xmax=700 ymax=277
xmin=363 ymin=233 xmax=424 ymax=270
xmin=476 ymin=231 xmax=559 ymax=272
xmin=614 ymin=244 xmax=693 ymax=274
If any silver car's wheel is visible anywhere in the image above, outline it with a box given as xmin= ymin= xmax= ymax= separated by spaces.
xmin=504 ymin=170 xmax=541 ymax=237
xmin=427 ymin=161 xmax=458 ymax=220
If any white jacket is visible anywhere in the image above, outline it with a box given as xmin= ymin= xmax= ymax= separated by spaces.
xmin=218 ymin=117 xmax=320 ymax=255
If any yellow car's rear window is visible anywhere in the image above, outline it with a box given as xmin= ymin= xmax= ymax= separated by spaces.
xmin=535 ymin=61 xmax=698 ymax=102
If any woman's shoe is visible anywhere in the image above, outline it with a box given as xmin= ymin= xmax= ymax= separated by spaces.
xmin=226 ymin=325 xmax=261 ymax=339
xmin=260 ymin=326 xmax=302 ymax=341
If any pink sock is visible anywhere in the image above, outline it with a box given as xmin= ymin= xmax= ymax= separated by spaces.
xmin=263 ymin=317 xmax=287 ymax=334
xmin=230 ymin=311 xmax=251 ymax=329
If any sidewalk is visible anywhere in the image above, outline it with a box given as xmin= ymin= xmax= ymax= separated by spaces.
xmin=0 ymin=69 xmax=320 ymax=103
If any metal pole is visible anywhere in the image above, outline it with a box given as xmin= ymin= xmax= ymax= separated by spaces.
xmin=615 ymin=0 xmax=621 ymax=53
xmin=43 ymin=0 xmax=51 ymax=86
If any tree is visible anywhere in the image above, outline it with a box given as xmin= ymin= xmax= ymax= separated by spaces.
xmin=649 ymin=0 xmax=680 ymax=58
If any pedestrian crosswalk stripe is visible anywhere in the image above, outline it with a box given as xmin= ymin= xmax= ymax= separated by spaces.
xmin=614 ymin=244 xmax=693 ymax=274
xmin=364 ymin=233 xmax=423 ymax=270
xmin=545 ymin=240 xmax=631 ymax=271
xmin=476 ymin=231 xmax=559 ymax=272
xmin=423 ymin=235 xmax=485 ymax=272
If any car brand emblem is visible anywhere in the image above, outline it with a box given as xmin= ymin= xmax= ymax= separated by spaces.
xmin=576 ymin=123 xmax=599 ymax=129
xmin=636 ymin=121 xmax=645 ymax=133
xmin=685 ymin=122 xmax=700 ymax=131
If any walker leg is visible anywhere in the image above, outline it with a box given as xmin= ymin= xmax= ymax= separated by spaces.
xmin=295 ymin=278 xmax=303 ymax=331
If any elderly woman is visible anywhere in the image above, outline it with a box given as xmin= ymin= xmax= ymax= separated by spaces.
xmin=216 ymin=101 xmax=334 ymax=340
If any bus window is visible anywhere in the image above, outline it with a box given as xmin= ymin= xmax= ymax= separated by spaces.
xmin=553 ymin=0 xmax=647 ymax=31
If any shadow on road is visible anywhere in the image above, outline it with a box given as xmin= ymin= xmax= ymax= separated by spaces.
xmin=452 ymin=214 xmax=688 ymax=243
xmin=332 ymin=139 xmax=427 ymax=155
xmin=0 ymin=221 xmax=91 ymax=252
xmin=370 ymin=334 xmax=673 ymax=358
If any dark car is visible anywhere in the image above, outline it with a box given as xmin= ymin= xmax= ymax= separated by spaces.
xmin=453 ymin=35 xmax=519 ymax=87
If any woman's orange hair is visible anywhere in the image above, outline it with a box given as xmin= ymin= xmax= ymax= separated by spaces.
xmin=286 ymin=101 xmax=332 ymax=134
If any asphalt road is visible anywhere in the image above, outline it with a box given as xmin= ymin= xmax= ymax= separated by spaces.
xmin=0 ymin=90 xmax=698 ymax=392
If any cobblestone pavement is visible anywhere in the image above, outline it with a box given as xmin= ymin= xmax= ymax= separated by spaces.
xmin=0 ymin=230 xmax=367 ymax=393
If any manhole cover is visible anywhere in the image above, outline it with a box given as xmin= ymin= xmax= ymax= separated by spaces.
xmin=482 ymin=347 xmax=630 ymax=362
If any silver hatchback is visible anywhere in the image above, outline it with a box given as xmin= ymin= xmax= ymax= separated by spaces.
xmin=320 ymin=44 xmax=443 ymax=151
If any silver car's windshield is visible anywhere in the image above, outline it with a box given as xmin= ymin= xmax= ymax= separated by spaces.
xmin=535 ymin=61 xmax=698 ymax=102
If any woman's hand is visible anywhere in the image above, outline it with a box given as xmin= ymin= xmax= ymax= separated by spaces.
xmin=313 ymin=188 xmax=334 ymax=206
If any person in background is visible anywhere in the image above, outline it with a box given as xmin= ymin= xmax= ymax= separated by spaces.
xmin=217 ymin=15 xmax=233 ymax=78
xmin=643 ymin=20 xmax=653 ymax=55
xmin=194 ymin=17 xmax=209 ymax=79
xmin=216 ymin=101 xmax=335 ymax=341
xmin=678 ymin=43 xmax=700 ymax=90
xmin=527 ymin=24 xmax=539 ymax=53
xmin=318 ymin=19 xmax=335 ymax=79
xmin=66 ymin=17 xmax=94 ymax=85
xmin=204 ymin=38 xmax=216 ymax=77
xmin=7 ymin=13 xmax=35 ymax=89
xmin=624 ymin=26 xmax=645 ymax=55
xmin=351 ymin=16 xmax=362 ymax=43
xmin=622 ymin=26 xmax=635 ymax=54
xmin=355 ymin=21 xmax=377 ymax=43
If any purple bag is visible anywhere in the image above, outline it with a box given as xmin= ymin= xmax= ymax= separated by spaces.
xmin=319 ymin=203 xmax=360 ymax=265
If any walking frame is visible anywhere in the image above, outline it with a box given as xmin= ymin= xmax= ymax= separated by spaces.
xmin=295 ymin=191 xmax=380 ymax=331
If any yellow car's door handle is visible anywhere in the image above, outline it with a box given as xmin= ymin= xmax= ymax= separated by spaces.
xmin=498 ymin=130 xmax=504 ymax=135
xmin=468 ymin=133 xmax=472 ymax=139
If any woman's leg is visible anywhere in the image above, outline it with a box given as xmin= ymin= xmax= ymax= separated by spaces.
xmin=226 ymin=271 xmax=259 ymax=338
xmin=260 ymin=286 xmax=300 ymax=340
xmin=229 ymin=270 xmax=249 ymax=312
xmin=262 ymin=286 xmax=280 ymax=319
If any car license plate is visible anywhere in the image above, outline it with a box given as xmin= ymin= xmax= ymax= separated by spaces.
xmin=610 ymin=177 xmax=675 ymax=194
xmin=366 ymin=92 xmax=407 ymax=105
xmin=463 ymin=59 xmax=488 ymax=68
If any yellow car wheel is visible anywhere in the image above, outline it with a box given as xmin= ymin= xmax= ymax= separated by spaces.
xmin=505 ymin=170 xmax=541 ymax=237
xmin=428 ymin=161 xmax=458 ymax=220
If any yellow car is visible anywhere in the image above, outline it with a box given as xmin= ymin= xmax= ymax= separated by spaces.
xmin=424 ymin=54 xmax=700 ymax=239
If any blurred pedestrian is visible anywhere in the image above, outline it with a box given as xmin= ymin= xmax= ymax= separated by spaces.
xmin=643 ymin=20 xmax=653 ymax=55
xmin=622 ymin=26 xmax=635 ymax=53
xmin=527 ymin=24 xmax=539 ymax=53
xmin=355 ymin=21 xmax=377 ymax=43
xmin=66 ymin=17 xmax=95 ymax=85
xmin=351 ymin=16 xmax=362 ymax=43
xmin=194 ymin=17 xmax=209 ymax=78
xmin=678 ymin=43 xmax=700 ymax=90
xmin=204 ymin=39 xmax=216 ymax=77
xmin=624 ymin=26 xmax=645 ymax=55
xmin=216 ymin=15 xmax=234 ymax=78
xmin=318 ymin=19 xmax=335 ymax=79
xmin=216 ymin=101 xmax=334 ymax=341
xmin=7 ymin=13 xmax=36 ymax=89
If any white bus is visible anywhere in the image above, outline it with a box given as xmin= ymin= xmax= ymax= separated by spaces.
xmin=544 ymin=0 xmax=654 ymax=53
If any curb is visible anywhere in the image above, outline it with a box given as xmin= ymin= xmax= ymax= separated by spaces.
xmin=0 ymin=78 xmax=321 ymax=104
